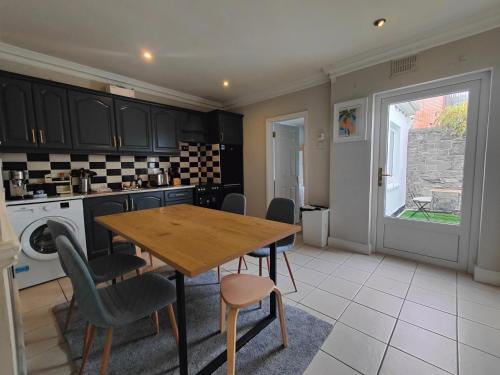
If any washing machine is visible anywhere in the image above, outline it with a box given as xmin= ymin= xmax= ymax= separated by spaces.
xmin=7 ymin=198 xmax=87 ymax=289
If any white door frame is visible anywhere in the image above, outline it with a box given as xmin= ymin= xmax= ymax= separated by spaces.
xmin=370 ymin=70 xmax=491 ymax=272
xmin=266 ymin=111 xmax=309 ymax=208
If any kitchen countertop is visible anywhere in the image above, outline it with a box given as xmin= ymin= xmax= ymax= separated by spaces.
xmin=5 ymin=185 xmax=196 ymax=206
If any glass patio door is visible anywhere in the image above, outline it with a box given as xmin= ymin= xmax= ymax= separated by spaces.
xmin=375 ymin=74 xmax=486 ymax=268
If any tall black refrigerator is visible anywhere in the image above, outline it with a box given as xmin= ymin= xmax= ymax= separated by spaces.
xmin=219 ymin=143 xmax=244 ymax=199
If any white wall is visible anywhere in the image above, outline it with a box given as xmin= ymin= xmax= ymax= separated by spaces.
xmin=330 ymin=27 xmax=500 ymax=274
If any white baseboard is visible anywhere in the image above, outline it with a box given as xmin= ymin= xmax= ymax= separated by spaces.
xmin=327 ymin=237 xmax=372 ymax=255
xmin=474 ymin=265 xmax=500 ymax=286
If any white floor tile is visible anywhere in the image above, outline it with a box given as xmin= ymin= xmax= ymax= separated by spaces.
xmin=293 ymin=267 xmax=329 ymax=286
xmin=380 ymin=347 xmax=449 ymax=375
xmin=458 ymin=317 xmax=500 ymax=357
xmin=380 ymin=256 xmax=417 ymax=272
xmin=406 ymin=285 xmax=456 ymax=314
xmin=339 ymin=302 xmax=396 ymax=343
xmin=279 ymin=279 xmax=314 ymax=302
xmin=317 ymin=249 xmax=353 ymax=264
xmin=365 ymin=274 xmax=410 ymax=298
xmin=399 ymin=300 xmax=456 ymax=339
xmin=457 ymin=283 xmax=500 ymax=310
xmin=374 ymin=264 xmax=414 ymax=284
xmin=411 ymin=273 xmax=456 ymax=296
xmin=303 ymin=257 xmax=340 ymax=275
xmin=354 ymin=287 xmax=403 ymax=317
xmin=332 ymin=266 xmax=371 ymax=284
xmin=286 ymin=252 xmax=314 ymax=266
xmin=303 ymin=351 xmax=360 ymax=375
xmin=294 ymin=303 xmax=337 ymax=325
xmin=294 ymin=245 xmax=326 ymax=258
xmin=390 ymin=321 xmax=457 ymax=374
xmin=343 ymin=254 xmax=382 ymax=273
xmin=458 ymin=298 xmax=500 ymax=329
xmin=458 ymin=343 xmax=500 ymax=375
xmin=318 ymin=275 xmax=362 ymax=300
xmin=322 ymin=322 xmax=386 ymax=375
xmin=301 ymin=289 xmax=350 ymax=319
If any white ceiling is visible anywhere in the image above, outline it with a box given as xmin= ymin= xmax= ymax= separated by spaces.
xmin=1 ymin=0 xmax=500 ymax=108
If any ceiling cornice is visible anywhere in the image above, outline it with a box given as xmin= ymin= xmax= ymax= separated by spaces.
xmin=0 ymin=42 xmax=223 ymax=110
xmin=324 ymin=9 xmax=500 ymax=79
xmin=223 ymin=71 xmax=329 ymax=109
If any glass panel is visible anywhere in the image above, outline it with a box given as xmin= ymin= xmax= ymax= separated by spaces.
xmin=384 ymin=91 xmax=469 ymax=225
xmin=29 ymin=224 xmax=57 ymax=254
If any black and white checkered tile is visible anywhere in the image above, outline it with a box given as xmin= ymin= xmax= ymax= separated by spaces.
xmin=199 ymin=143 xmax=221 ymax=184
xmin=0 ymin=142 xmax=220 ymax=190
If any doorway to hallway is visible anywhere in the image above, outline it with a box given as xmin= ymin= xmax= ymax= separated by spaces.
xmin=266 ymin=112 xmax=308 ymax=223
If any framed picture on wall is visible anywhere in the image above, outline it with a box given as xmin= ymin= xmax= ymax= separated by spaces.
xmin=333 ymin=97 xmax=368 ymax=143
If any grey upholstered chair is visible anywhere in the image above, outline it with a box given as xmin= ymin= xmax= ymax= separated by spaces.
xmin=55 ymin=235 xmax=178 ymax=375
xmin=47 ymin=220 xmax=147 ymax=331
xmin=238 ymin=198 xmax=298 ymax=292
xmin=218 ymin=193 xmax=248 ymax=281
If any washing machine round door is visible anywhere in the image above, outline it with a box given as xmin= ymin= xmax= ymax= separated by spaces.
xmin=20 ymin=217 xmax=79 ymax=261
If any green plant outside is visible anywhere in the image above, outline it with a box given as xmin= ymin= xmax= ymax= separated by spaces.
xmin=437 ymin=102 xmax=467 ymax=136
xmin=399 ymin=210 xmax=461 ymax=225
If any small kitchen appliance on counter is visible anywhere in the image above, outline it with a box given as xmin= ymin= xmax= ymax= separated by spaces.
xmin=72 ymin=169 xmax=97 ymax=193
xmin=148 ymin=169 xmax=169 ymax=187
xmin=8 ymin=170 xmax=29 ymax=200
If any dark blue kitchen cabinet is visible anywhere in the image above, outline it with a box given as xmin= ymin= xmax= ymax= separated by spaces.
xmin=115 ymin=98 xmax=152 ymax=153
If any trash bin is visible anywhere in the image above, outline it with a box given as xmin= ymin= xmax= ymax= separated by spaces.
xmin=301 ymin=205 xmax=329 ymax=247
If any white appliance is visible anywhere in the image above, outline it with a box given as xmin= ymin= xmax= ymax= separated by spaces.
xmin=7 ymin=199 xmax=87 ymax=289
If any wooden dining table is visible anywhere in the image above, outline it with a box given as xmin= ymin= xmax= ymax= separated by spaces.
xmin=96 ymin=203 xmax=301 ymax=375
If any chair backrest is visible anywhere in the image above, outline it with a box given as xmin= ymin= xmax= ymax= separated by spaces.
xmin=46 ymin=220 xmax=96 ymax=280
xmin=220 ymin=193 xmax=246 ymax=215
xmin=266 ymin=198 xmax=295 ymax=247
xmin=55 ymin=236 xmax=110 ymax=327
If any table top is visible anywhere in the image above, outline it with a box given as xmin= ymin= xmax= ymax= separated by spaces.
xmin=96 ymin=204 xmax=301 ymax=277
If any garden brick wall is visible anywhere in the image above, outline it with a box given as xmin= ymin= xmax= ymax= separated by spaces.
xmin=406 ymin=127 xmax=465 ymax=213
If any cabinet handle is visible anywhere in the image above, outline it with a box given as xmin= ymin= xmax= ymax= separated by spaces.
xmin=39 ymin=129 xmax=45 ymax=144
xmin=130 ymin=197 xmax=135 ymax=210
xmin=124 ymin=199 xmax=129 ymax=211
xmin=31 ymin=129 xmax=36 ymax=144
xmin=118 ymin=136 xmax=122 ymax=148
xmin=113 ymin=136 xmax=117 ymax=148
xmin=220 ymin=132 xmax=223 ymax=143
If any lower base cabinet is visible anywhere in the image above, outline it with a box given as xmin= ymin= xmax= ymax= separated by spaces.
xmin=84 ymin=188 xmax=193 ymax=259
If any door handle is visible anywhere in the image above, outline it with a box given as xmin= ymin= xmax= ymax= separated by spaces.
xmin=31 ymin=129 xmax=37 ymax=144
xmin=378 ymin=167 xmax=391 ymax=187
xmin=39 ymin=129 xmax=45 ymax=144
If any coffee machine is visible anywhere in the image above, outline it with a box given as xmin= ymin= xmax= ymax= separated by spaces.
xmin=8 ymin=170 xmax=29 ymax=199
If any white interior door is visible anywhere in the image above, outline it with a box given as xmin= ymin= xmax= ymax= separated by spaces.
xmin=375 ymin=73 xmax=488 ymax=269
xmin=274 ymin=123 xmax=300 ymax=221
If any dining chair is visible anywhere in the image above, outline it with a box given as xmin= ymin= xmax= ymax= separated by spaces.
xmin=113 ymin=234 xmax=154 ymax=266
xmin=237 ymin=198 xmax=297 ymax=292
xmin=47 ymin=220 xmax=147 ymax=332
xmin=55 ymin=235 xmax=179 ymax=375
xmin=218 ymin=193 xmax=248 ymax=281
xmin=219 ymin=273 xmax=288 ymax=375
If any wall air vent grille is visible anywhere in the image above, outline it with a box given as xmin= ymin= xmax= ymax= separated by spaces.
xmin=390 ymin=55 xmax=417 ymax=76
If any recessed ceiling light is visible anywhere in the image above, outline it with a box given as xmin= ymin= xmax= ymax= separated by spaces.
xmin=142 ymin=50 xmax=153 ymax=61
xmin=373 ymin=18 xmax=386 ymax=28
xmin=223 ymin=80 xmax=230 ymax=88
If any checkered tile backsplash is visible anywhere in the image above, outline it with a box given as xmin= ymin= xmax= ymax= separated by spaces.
xmin=1 ymin=142 xmax=221 ymax=190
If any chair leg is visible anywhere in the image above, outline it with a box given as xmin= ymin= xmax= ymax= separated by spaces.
xmin=64 ymin=295 xmax=75 ymax=332
xmin=242 ymin=257 xmax=248 ymax=270
xmin=227 ymin=308 xmax=240 ymax=375
xmin=237 ymin=257 xmax=243 ymax=273
xmin=220 ymin=296 xmax=226 ymax=333
xmin=266 ymin=256 xmax=270 ymax=274
xmin=283 ymin=252 xmax=298 ymax=292
xmin=99 ymin=327 xmax=114 ymax=375
xmin=166 ymin=304 xmax=179 ymax=345
xmin=217 ymin=266 xmax=221 ymax=283
xmin=79 ymin=323 xmax=95 ymax=375
xmin=149 ymin=252 xmax=154 ymax=266
xmin=273 ymin=287 xmax=288 ymax=347
xmin=258 ymin=258 xmax=263 ymax=308
xmin=151 ymin=311 xmax=160 ymax=335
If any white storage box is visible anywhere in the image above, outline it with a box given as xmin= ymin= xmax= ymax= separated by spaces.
xmin=301 ymin=207 xmax=329 ymax=247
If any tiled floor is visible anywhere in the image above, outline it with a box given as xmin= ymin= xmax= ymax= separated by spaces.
xmin=19 ymin=239 xmax=500 ymax=374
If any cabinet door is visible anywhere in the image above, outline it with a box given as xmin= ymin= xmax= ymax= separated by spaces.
xmin=0 ymin=77 xmax=37 ymax=148
xmin=180 ymin=111 xmax=207 ymax=143
xmin=33 ymin=84 xmax=72 ymax=149
xmin=151 ymin=106 xmax=179 ymax=154
xmin=115 ymin=99 xmax=152 ymax=152
xmin=83 ymin=195 xmax=128 ymax=259
xmin=220 ymin=113 xmax=243 ymax=145
xmin=68 ymin=90 xmax=116 ymax=151
xmin=164 ymin=188 xmax=194 ymax=206
xmin=131 ymin=191 xmax=164 ymax=210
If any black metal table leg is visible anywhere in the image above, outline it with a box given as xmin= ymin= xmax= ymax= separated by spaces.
xmin=107 ymin=230 xmax=116 ymax=284
xmin=269 ymin=242 xmax=277 ymax=318
xmin=176 ymin=271 xmax=189 ymax=375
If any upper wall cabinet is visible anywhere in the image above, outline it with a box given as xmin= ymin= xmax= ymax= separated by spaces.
xmin=179 ymin=111 xmax=207 ymax=143
xmin=208 ymin=110 xmax=243 ymax=145
xmin=114 ymin=99 xmax=152 ymax=152
xmin=68 ymin=90 xmax=116 ymax=151
xmin=32 ymin=84 xmax=72 ymax=150
xmin=151 ymin=105 xmax=179 ymax=154
xmin=0 ymin=77 xmax=36 ymax=148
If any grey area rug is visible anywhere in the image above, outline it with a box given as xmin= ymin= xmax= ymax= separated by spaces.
xmin=53 ymin=270 xmax=333 ymax=374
